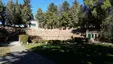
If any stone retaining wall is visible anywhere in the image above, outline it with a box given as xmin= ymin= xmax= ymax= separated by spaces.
xmin=26 ymin=28 xmax=83 ymax=40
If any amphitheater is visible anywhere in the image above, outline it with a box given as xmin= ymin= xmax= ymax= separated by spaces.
xmin=26 ymin=28 xmax=84 ymax=40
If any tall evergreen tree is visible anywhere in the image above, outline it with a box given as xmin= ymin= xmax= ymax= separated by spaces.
xmin=6 ymin=0 xmax=15 ymax=25
xmin=83 ymin=0 xmax=111 ymax=29
xmin=84 ymin=0 xmax=113 ymax=42
xmin=0 ymin=0 xmax=5 ymax=26
xmin=48 ymin=3 xmax=57 ymax=13
xmin=62 ymin=0 xmax=70 ymax=12
xmin=69 ymin=0 xmax=81 ymax=27
xmin=6 ymin=0 xmax=25 ymax=26
xmin=44 ymin=3 xmax=58 ymax=29
xmin=59 ymin=1 xmax=71 ymax=28
xmin=36 ymin=8 xmax=44 ymax=27
xmin=101 ymin=0 xmax=113 ymax=42
xmin=22 ymin=0 xmax=33 ymax=26
xmin=14 ymin=0 xmax=23 ymax=25
xmin=101 ymin=10 xmax=113 ymax=42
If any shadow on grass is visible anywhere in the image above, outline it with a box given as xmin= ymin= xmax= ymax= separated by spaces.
xmin=31 ymin=43 xmax=113 ymax=64
xmin=0 ymin=51 xmax=54 ymax=64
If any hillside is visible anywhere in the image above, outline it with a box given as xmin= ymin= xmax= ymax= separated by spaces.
xmin=26 ymin=28 xmax=83 ymax=40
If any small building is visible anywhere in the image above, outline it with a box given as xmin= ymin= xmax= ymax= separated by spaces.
xmin=86 ymin=29 xmax=99 ymax=40
xmin=28 ymin=20 xmax=39 ymax=29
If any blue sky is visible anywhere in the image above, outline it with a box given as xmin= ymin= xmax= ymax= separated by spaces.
xmin=2 ymin=0 xmax=84 ymax=16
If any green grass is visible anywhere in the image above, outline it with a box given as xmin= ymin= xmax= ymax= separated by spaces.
xmin=0 ymin=47 xmax=10 ymax=56
xmin=95 ymin=43 xmax=113 ymax=47
xmin=24 ymin=43 xmax=45 ymax=49
xmin=29 ymin=43 xmax=113 ymax=64
xmin=23 ymin=41 xmax=113 ymax=64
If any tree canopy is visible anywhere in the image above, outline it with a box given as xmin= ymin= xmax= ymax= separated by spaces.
xmin=0 ymin=0 xmax=113 ymax=42
xmin=0 ymin=0 xmax=33 ymax=27
xmin=35 ymin=0 xmax=113 ymax=42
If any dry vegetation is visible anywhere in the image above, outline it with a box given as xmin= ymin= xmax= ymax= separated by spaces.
xmin=26 ymin=28 xmax=83 ymax=40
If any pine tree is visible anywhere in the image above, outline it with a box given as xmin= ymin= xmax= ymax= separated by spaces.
xmin=22 ymin=0 xmax=33 ymax=26
xmin=69 ymin=0 xmax=81 ymax=27
xmin=14 ymin=0 xmax=23 ymax=25
xmin=59 ymin=1 xmax=70 ymax=28
xmin=62 ymin=0 xmax=70 ymax=12
xmin=36 ymin=8 xmax=44 ymax=27
xmin=44 ymin=3 xmax=58 ymax=29
xmin=6 ymin=0 xmax=15 ymax=25
xmin=101 ymin=10 xmax=113 ymax=42
xmin=48 ymin=3 xmax=57 ymax=13
xmin=83 ymin=0 xmax=111 ymax=29
xmin=0 ymin=0 xmax=5 ymax=26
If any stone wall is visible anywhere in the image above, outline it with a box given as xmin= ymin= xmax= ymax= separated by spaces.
xmin=26 ymin=28 xmax=83 ymax=40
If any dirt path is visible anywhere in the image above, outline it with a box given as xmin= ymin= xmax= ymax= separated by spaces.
xmin=0 ymin=42 xmax=55 ymax=64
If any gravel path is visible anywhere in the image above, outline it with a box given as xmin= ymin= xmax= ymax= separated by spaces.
xmin=10 ymin=45 xmax=26 ymax=52
xmin=0 ymin=42 xmax=55 ymax=64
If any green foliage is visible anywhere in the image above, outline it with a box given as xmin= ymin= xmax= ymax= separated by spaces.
xmin=36 ymin=8 xmax=44 ymax=27
xmin=84 ymin=0 xmax=98 ymax=9
xmin=59 ymin=11 xmax=71 ymax=28
xmin=62 ymin=0 xmax=70 ymax=12
xmin=24 ymin=43 xmax=45 ymax=49
xmin=101 ymin=11 xmax=113 ymax=42
xmin=110 ymin=0 xmax=113 ymax=6
xmin=6 ymin=0 xmax=15 ymax=24
xmin=92 ymin=8 xmax=97 ymax=17
xmin=22 ymin=0 xmax=33 ymax=24
xmin=48 ymin=3 xmax=57 ymax=13
xmin=5 ymin=0 xmax=33 ymax=26
xmin=0 ymin=0 xmax=113 ymax=42
xmin=69 ymin=0 xmax=82 ymax=27
xmin=0 ymin=28 xmax=9 ymax=42
xmin=83 ymin=0 xmax=113 ymax=42
xmin=42 ymin=3 xmax=58 ymax=29
xmin=101 ymin=0 xmax=111 ymax=10
xmin=0 ymin=0 xmax=5 ymax=25
xmin=36 ymin=0 xmax=82 ymax=28
xmin=30 ymin=42 xmax=113 ymax=64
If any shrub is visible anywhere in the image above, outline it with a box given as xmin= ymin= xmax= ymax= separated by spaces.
xmin=32 ymin=39 xmax=42 ymax=43
xmin=0 ymin=28 xmax=9 ymax=42
xmin=29 ymin=36 xmax=43 ymax=43
xmin=19 ymin=34 xmax=28 ymax=44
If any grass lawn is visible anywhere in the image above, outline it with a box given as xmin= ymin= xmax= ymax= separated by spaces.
xmin=24 ymin=43 xmax=45 ymax=50
xmin=27 ymin=43 xmax=113 ymax=64
xmin=0 ymin=47 xmax=10 ymax=56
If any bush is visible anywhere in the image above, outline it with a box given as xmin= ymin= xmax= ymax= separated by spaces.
xmin=19 ymin=34 xmax=28 ymax=44
xmin=29 ymin=36 xmax=43 ymax=43
xmin=32 ymin=39 xmax=42 ymax=43
xmin=0 ymin=28 xmax=9 ymax=42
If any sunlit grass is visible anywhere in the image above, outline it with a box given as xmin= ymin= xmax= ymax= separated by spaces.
xmin=106 ymin=53 xmax=113 ymax=57
xmin=28 ymin=42 xmax=113 ymax=64
xmin=24 ymin=43 xmax=45 ymax=49
xmin=95 ymin=43 xmax=113 ymax=47
xmin=0 ymin=47 xmax=10 ymax=56
xmin=23 ymin=41 xmax=113 ymax=64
